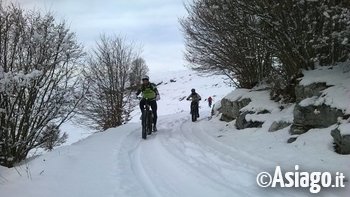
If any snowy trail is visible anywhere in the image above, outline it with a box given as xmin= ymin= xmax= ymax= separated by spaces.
xmin=114 ymin=114 xmax=236 ymax=197
xmin=112 ymin=113 xmax=300 ymax=197
xmin=114 ymin=114 xmax=247 ymax=197
xmin=111 ymin=112 xmax=347 ymax=197
xmin=1 ymin=112 xmax=349 ymax=197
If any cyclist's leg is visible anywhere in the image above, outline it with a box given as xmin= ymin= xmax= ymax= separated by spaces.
xmin=139 ymin=98 xmax=145 ymax=111
xmin=150 ymin=100 xmax=158 ymax=125
xmin=139 ymin=99 xmax=146 ymax=120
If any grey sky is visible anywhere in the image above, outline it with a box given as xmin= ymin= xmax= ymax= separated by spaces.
xmin=5 ymin=0 xmax=188 ymax=72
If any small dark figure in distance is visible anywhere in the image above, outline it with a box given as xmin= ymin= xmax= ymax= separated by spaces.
xmin=208 ymin=96 xmax=213 ymax=108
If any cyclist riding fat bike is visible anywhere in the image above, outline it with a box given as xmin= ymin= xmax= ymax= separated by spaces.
xmin=186 ymin=88 xmax=201 ymax=118
xmin=136 ymin=75 xmax=160 ymax=131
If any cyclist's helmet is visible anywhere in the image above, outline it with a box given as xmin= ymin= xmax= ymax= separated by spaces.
xmin=191 ymin=88 xmax=195 ymax=93
xmin=142 ymin=75 xmax=149 ymax=81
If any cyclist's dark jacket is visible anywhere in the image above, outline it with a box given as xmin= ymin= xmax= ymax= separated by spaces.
xmin=186 ymin=93 xmax=201 ymax=102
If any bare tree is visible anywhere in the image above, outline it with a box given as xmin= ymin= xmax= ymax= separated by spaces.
xmin=129 ymin=58 xmax=149 ymax=89
xmin=82 ymin=35 xmax=140 ymax=130
xmin=244 ymin=0 xmax=350 ymax=100
xmin=180 ymin=0 xmax=272 ymax=88
xmin=181 ymin=0 xmax=350 ymax=100
xmin=0 ymin=4 xmax=86 ymax=167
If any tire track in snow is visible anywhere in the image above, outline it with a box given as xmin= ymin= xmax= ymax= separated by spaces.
xmin=113 ymin=127 xmax=162 ymax=197
xmin=178 ymin=115 xmax=308 ymax=197
xmin=113 ymin=114 xmax=300 ymax=197
xmin=138 ymin=131 xmax=238 ymax=197
xmin=156 ymin=116 xmax=255 ymax=196
xmin=156 ymin=114 xmax=302 ymax=197
xmin=128 ymin=141 xmax=163 ymax=197
xmin=114 ymin=114 xmax=243 ymax=197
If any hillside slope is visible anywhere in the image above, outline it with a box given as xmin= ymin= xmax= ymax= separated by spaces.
xmin=0 ymin=68 xmax=349 ymax=197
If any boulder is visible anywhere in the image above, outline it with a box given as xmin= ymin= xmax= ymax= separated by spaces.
xmin=295 ymin=82 xmax=330 ymax=102
xmin=290 ymin=104 xmax=344 ymax=134
xmin=220 ymin=97 xmax=251 ymax=122
xmin=269 ymin=121 xmax=291 ymax=132
xmin=257 ymin=109 xmax=270 ymax=114
xmin=331 ymin=128 xmax=350 ymax=155
xmin=235 ymin=111 xmax=264 ymax=130
xmin=287 ymin=137 xmax=298 ymax=143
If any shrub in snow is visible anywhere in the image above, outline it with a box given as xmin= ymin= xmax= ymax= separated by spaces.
xmin=81 ymin=35 xmax=144 ymax=130
xmin=0 ymin=4 xmax=85 ymax=167
xmin=39 ymin=124 xmax=68 ymax=151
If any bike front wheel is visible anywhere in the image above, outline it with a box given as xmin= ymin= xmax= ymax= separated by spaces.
xmin=146 ymin=110 xmax=153 ymax=135
xmin=142 ymin=112 xmax=147 ymax=139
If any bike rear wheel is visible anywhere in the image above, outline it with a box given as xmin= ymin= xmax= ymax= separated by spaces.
xmin=192 ymin=113 xmax=197 ymax=122
xmin=191 ymin=103 xmax=197 ymax=122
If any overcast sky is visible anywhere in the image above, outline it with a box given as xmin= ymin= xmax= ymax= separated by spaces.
xmin=5 ymin=0 xmax=188 ymax=72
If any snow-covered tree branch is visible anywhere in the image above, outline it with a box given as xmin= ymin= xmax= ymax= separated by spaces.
xmin=0 ymin=4 xmax=86 ymax=167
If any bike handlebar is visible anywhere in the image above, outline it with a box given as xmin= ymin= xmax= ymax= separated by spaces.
xmin=187 ymin=98 xmax=201 ymax=101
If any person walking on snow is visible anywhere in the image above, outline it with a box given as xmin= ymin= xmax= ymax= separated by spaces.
xmin=136 ymin=75 xmax=160 ymax=131
xmin=208 ymin=96 xmax=213 ymax=108
xmin=186 ymin=88 xmax=201 ymax=118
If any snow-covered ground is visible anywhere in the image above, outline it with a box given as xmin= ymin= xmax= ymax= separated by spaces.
xmin=0 ymin=69 xmax=349 ymax=197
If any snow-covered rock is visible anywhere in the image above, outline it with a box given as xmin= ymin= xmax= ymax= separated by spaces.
xmin=235 ymin=111 xmax=263 ymax=129
xmin=220 ymin=97 xmax=251 ymax=122
xmin=269 ymin=121 xmax=291 ymax=132
xmin=215 ymin=62 xmax=350 ymax=156
xmin=290 ymin=104 xmax=344 ymax=134
xmin=298 ymin=63 xmax=350 ymax=114
xmin=218 ymin=88 xmax=292 ymax=130
xmin=290 ymin=63 xmax=350 ymax=134
xmin=295 ymin=82 xmax=329 ymax=102
xmin=331 ymin=128 xmax=350 ymax=154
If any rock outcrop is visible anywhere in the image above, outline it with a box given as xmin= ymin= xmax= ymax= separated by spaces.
xmin=295 ymin=82 xmax=330 ymax=102
xmin=331 ymin=128 xmax=350 ymax=155
xmin=220 ymin=97 xmax=251 ymax=122
xmin=290 ymin=104 xmax=344 ymax=134
xmin=269 ymin=121 xmax=291 ymax=132
xmin=290 ymin=82 xmax=345 ymax=134
xmin=235 ymin=111 xmax=264 ymax=130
